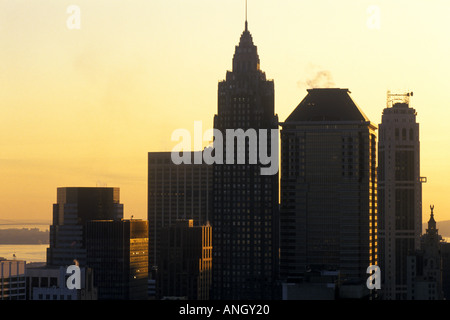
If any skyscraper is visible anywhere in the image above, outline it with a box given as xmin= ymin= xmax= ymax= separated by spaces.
xmin=378 ymin=92 xmax=423 ymax=300
xmin=47 ymin=187 xmax=123 ymax=267
xmin=86 ymin=219 xmax=148 ymax=300
xmin=157 ymin=219 xmax=212 ymax=300
xmin=211 ymin=19 xmax=279 ymax=300
xmin=279 ymin=88 xmax=377 ymax=289
xmin=147 ymin=151 xmax=212 ymax=271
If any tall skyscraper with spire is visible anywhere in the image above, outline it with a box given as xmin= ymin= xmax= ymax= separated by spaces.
xmin=211 ymin=14 xmax=279 ymax=300
xmin=378 ymin=92 xmax=423 ymax=300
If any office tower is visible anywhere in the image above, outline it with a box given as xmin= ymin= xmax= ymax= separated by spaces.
xmin=147 ymin=151 xmax=212 ymax=273
xmin=0 ymin=259 xmax=26 ymax=300
xmin=407 ymin=206 xmax=443 ymax=300
xmin=47 ymin=187 xmax=123 ymax=267
xmin=378 ymin=92 xmax=423 ymax=300
xmin=279 ymin=88 xmax=377 ymax=290
xmin=157 ymin=219 xmax=212 ymax=300
xmin=211 ymin=19 xmax=279 ymax=300
xmin=86 ymin=219 xmax=148 ymax=300
xmin=26 ymin=265 xmax=97 ymax=300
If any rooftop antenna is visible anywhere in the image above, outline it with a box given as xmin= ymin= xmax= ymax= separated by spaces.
xmin=245 ymin=0 xmax=248 ymax=31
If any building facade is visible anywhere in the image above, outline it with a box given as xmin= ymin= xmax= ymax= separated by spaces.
xmin=26 ymin=265 xmax=97 ymax=300
xmin=211 ymin=20 xmax=279 ymax=300
xmin=279 ymin=88 xmax=377 ymax=288
xmin=85 ymin=219 xmax=149 ymax=300
xmin=47 ymin=187 xmax=123 ymax=267
xmin=157 ymin=219 xmax=212 ymax=300
xmin=147 ymin=151 xmax=212 ymax=272
xmin=0 ymin=259 xmax=26 ymax=300
xmin=377 ymin=94 xmax=422 ymax=300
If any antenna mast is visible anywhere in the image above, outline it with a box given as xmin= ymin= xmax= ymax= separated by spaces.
xmin=245 ymin=0 xmax=248 ymax=31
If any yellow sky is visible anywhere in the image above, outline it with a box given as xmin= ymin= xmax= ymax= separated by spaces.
xmin=0 ymin=0 xmax=449 ymax=223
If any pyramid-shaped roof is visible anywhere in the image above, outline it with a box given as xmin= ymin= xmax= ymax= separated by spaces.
xmin=285 ymin=88 xmax=370 ymax=122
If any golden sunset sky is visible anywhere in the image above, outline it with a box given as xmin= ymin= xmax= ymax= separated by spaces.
xmin=1 ymin=0 xmax=449 ymax=224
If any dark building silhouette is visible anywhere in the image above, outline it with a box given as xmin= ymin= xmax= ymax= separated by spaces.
xmin=377 ymin=92 xmax=423 ymax=300
xmin=211 ymin=19 xmax=279 ymax=300
xmin=407 ymin=206 xmax=443 ymax=300
xmin=86 ymin=219 xmax=148 ymax=300
xmin=147 ymin=151 xmax=212 ymax=298
xmin=47 ymin=187 xmax=123 ymax=267
xmin=157 ymin=219 xmax=212 ymax=300
xmin=279 ymin=88 xmax=377 ymax=293
xmin=147 ymin=151 xmax=212 ymax=269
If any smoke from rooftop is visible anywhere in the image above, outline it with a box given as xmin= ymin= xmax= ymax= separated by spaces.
xmin=297 ymin=65 xmax=336 ymax=89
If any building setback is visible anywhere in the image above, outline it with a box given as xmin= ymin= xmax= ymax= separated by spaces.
xmin=47 ymin=187 xmax=123 ymax=267
xmin=279 ymin=88 xmax=377 ymax=288
xmin=377 ymin=93 xmax=423 ymax=300
xmin=211 ymin=19 xmax=279 ymax=300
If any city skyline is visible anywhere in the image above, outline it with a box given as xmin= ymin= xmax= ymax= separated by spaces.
xmin=1 ymin=0 xmax=450 ymax=223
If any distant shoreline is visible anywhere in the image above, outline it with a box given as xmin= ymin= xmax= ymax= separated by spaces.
xmin=0 ymin=219 xmax=51 ymax=225
xmin=0 ymin=227 xmax=49 ymax=245
xmin=0 ymin=221 xmax=50 ymax=232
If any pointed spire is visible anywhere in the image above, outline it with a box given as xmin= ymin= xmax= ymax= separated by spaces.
xmin=245 ymin=0 xmax=248 ymax=31
xmin=428 ymin=204 xmax=437 ymax=232
xmin=232 ymin=0 xmax=261 ymax=74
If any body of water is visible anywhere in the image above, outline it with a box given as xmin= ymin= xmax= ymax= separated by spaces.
xmin=0 ymin=223 xmax=49 ymax=262
xmin=0 ymin=244 xmax=48 ymax=262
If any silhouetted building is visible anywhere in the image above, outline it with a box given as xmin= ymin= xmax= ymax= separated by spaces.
xmin=0 ymin=259 xmax=26 ymax=300
xmin=85 ymin=219 xmax=148 ymax=300
xmin=47 ymin=187 xmax=123 ymax=267
xmin=279 ymin=88 xmax=377 ymax=291
xmin=440 ymin=240 xmax=450 ymax=299
xmin=148 ymin=151 xmax=212 ymax=299
xmin=157 ymin=219 xmax=212 ymax=300
xmin=26 ymin=265 xmax=97 ymax=300
xmin=148 ymin=151 xmax=212 ymax=269
xmin=407 ymin=206 xmax=443 ymax=300
xmin=378 ymin=93 xmax=423 ymax=300
xmin=211 ymin=19 xmax=279 ymax=300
